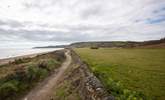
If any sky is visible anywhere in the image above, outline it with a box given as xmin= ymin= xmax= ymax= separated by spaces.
xmin=0 ymin=0 xmax=165 ymax=48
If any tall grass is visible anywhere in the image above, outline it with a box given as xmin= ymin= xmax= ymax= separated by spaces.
xmin=0 ymin=58 xmax=60 ymax=100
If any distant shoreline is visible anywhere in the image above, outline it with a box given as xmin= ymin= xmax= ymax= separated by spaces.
xmin=0 ymin=48 xmax=63 ymax=62
xmin=0 ymin=51 xmax=55 ymax=65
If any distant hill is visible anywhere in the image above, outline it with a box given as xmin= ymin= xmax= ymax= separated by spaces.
xmin=70 ymin=41 xmax=140 ymax=48
xmin=34 ymin=38 xmax=165 ymax=49
xmin=69 ymin=38 xmax=165 ymax=48
xmin=139 ymin=38 xmax=165 ymax=45
xmin=136 ymin=38 xmax=165 ymax=48
xmin=34 ymin=45 xmax=68 ymax=49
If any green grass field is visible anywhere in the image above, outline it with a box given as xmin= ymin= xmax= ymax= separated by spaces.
xmin=75 ymin=48 xmax=165 ymax=100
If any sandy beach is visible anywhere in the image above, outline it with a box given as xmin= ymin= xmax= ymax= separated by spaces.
xmin=0 ymin=52 xmax=51 ymax=65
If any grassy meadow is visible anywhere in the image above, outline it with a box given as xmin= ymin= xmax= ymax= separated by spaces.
xmin=75 ymin=48 xmax=165 ymax=100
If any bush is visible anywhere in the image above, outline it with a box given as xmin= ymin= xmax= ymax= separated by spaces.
xmin=27 ymin=64 xmax=49 ymax=81
xmin=37 ymin=59 xmax=59 ymax=71
xmin=38 ymin=61 xmax=47 ymax=69
xmin=46 ymin=59 xmax=59 ymax=70
xmin=13 ymin=59 xmax=24 ymax=64
xmin=36 ymin=68 xmax=48 ymax=79
xmin=90 ymin=46 xmax=99 ymax=49
xmin=14 ymin=67 xmax=27 ymax=81
xmin=13 ymin=57 xmax=31 ymax=64
xmin=27 ymin=65 xmax=39 ymax=81
xmin=0 ymin=58 xmax=60 ymax=100
xmin=0 ymin=80 xmax=19 ymax=99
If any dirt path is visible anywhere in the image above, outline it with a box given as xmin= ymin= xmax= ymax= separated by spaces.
xmin=23 ymin=50 xmax=72 ymax=100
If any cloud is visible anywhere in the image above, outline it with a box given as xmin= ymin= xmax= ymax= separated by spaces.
xmin=0 ymin=0 xmax=165 ymax=47
xmin=0 ymin=20 xmax=24 ymax=28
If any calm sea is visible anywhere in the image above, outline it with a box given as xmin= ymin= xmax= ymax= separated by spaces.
xmin=0 ymin=48 xmax=63 ymax=59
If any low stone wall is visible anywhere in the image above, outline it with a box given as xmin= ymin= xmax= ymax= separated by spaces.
xmin=70 ymin=49 xmax=115 ymax=100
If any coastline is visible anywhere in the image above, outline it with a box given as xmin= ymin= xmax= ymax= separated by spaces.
xmin=0 ymin=51 xmax=53 ymax=65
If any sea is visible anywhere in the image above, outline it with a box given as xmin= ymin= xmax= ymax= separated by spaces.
xmin=0 ymin=48 xmax=63 ymax=59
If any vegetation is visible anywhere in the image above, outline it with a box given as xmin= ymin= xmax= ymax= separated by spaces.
xmin=0 ymin=52 xmax=63 ymax=100
xmin=53 ymin=59 xmax=81 ymax=100
xmin=12 ymin=58 xmax=31 ymax=64
xmin=90 ymin=46 xmax=99 ymax=49
xmin=75 ymin=48 xmax=165 ymax=100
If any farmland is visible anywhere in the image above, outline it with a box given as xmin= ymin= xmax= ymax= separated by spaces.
xmin=75 ymin=48 xmax=165 ymax=100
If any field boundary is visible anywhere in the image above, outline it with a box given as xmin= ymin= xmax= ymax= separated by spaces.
xmin=70 ymin=49 xmax=115 ymax=100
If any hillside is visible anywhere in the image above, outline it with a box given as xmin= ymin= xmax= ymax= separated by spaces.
xmin=137 ymin=38 xmax=165 ymax=48
xmin=34 ymin=45 xmax=68 ymax=49
xmin=34 ymin=38 xmax=165 ymax=49
xmin=70 ymin=41 xmax=139 ymax=48
xmin=70 ymin=38 xmax=165 ymax=48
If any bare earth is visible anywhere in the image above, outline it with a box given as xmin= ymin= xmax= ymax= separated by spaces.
xmin=23 ymin=50 xmax=71 ymax=100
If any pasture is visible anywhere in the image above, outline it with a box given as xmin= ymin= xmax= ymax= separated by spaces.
xmin=75 ymin=48 xmax=165 ymax=100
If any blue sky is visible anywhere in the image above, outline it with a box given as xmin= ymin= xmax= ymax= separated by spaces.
xmin=147 ymin=17 xmax=165 ymax=24
xmin=0 ymin=0 xmax=165 ymax=47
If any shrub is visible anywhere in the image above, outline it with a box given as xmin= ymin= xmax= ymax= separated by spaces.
xmin=46 ymin=59 xmax=59 ymax=70
xmin=14 ymin=67 xmax=27 ymax=81
xmin=90 ymin=46 xmax=99 ymax=49
xmin=38 ymin=61 xmax=47 ymax=69
xmin=27 ymin=65 xmax=39 ymax=81
xmin=37 ymin=59 xmax=59 ymax=71
xmin=13 ymin=59 xmax=24 ymax=64
xmin=27 ymin=64 xmax=48 ymax=81
xmin=13 ymin=57 xmax=31 ymax=64
xmin=0 ymin=58 xmax=61 ymax=100
xmin=36 ymin=68 xmax=48 ymax=79
xmin=0 ymin=80 xmax=19 ymax=99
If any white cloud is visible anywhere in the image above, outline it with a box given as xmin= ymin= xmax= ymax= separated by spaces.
xmin=0 ymin=0 xmax=165 ymax=47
